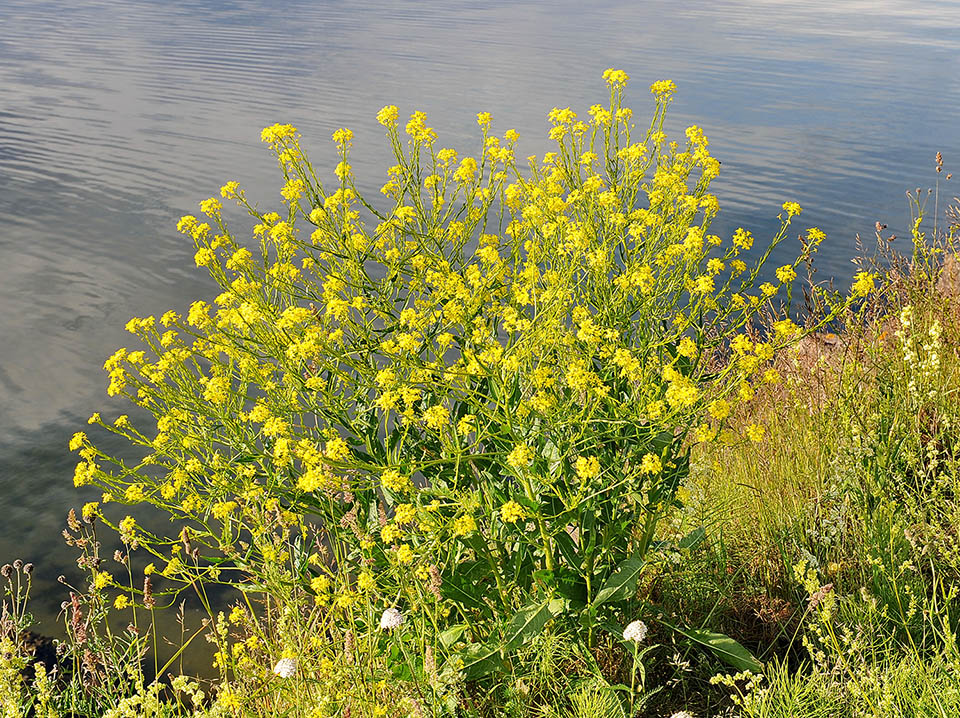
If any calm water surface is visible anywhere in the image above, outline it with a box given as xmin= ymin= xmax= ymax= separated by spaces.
xmin=1 ymin=0 xmax=959 ymax=628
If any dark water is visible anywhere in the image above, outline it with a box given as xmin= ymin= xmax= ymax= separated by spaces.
xmin=1 ymin=0 xmax=959 ymax=630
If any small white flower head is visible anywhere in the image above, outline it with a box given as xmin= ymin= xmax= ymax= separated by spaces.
xmin=623 ymin=619 xmax=648 ymax=643
xmin=380 ymin=607 xmax=404 ymax=630
xmin=272 ymin=657 xmax=297 ymax=678
xmin=670 ymin=712 xmax=695 ymax=718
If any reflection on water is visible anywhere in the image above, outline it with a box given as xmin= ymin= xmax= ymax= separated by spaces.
xmin=1 ymin=0 xmax=958 ymax=631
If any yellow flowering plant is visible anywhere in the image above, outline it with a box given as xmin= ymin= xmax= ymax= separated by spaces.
xmin=71 ymin=70 xmax=863 ymax=684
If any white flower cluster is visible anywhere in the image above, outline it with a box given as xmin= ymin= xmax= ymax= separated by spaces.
xmin=272 ymin=657 xmax=297 ymax=678
xmin=623 ymin=619 xmax=648 ymax=643
xmin=380 ymin=607 xmax=404 ymax=630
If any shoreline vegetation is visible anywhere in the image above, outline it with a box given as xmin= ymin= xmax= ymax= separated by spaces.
xmin=3 ymin=71 xmax=959 ymax=717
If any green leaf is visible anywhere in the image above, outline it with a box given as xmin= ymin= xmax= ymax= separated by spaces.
xmin=438 ymin=624 xmax=467 ymax=649
xmin=551 ymin=567 xmax=588 ymax=606
xmin=553 ymin=529 xmax=582 ymax=570
xmin=457 ymin=642 xmax=505 ymax=680
xmin=679 ymin=526 xmax=706 ymax=550
xmin=501 ymin=598 xmax=565 ymax=652
xmin=441 ymin=562 xmax=490 ymax=611
xmin=685 ymin=628 xmax=763 ymax=673
xmin=593 ymin=555 xmax=645 ymax=606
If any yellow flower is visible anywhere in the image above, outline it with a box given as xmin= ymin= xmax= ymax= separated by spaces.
xmin=639 ymin=453 xmax=662 ymax=475
xmin=776 ymin=264 xmax=797 ymax=283
xmin=311 ymin=575 xmax=331 ymax=596
xmin=93 ymin=571 xmax=111 ymax=590
xmin=677 ymin=337 xmax=697 ymax=359
xmin=332 ymin=127 xmax=354 ymax=144
xmin=453 ymin=157 xmax=478 ymax=184
xmin=782 ymin=201 xmax=803 ymax=217
xmin=69 ymin=432 xmax=86 ymax=451
xmin=692 ymin=275 xmax=714 ymax=294
xmin=114 ymin=594 xmax=130 ymax=610
xmin=262 ymin=416 xmax=287 ymax=437
xmin=695 ymin=423 xmax=717 ymax=442
xmin=395 ymin=544 xmax=414 ymax=564
xmin=358 ymin=571 xmax=375 ymax=592
xmin=646 ymin=400 xmax=666 ymax=420
xmin=422 ymin=405 xmax=449 ymax=430
xmin=575 ymin=456 xmax=601 ymax=481
xmin=124 ymin=484 xmax=145 ymax=503
xmin=732 ymin=228 xmax=754 ymax=250
xmin=199 ymin=198 xmax=222 ymax=216
xmin=381 ymin=524 xmax=400 ymax=544
xmin=260 ymin=123 xmax=298 ymax=143
xmin=649 ymin=79 xmax=676 ymax=97
xmin=382 ymin=470 xmax=412 ymax=493
xmin=453 ymin=514 xmax=477 ymax=537
xmin=377 ymin=105 xmax=399 ymax=127
xmin=708 ymin=399 xmax=730 ymax=420
xmin=851 ymin=271 xmax=876 ymax=297
xmin=119 ymin=515 xmax=136 ymax=534
xmin=220 ymin=181 xmax=240 ymax=198
xmin=324 ymin=437 xmax=350 ymax=461
xmin=394 ymin=504 xmax=416 ymax=524
xmin=193 ymin=246 xmax=215 ymax=267
xmin=507 ymin=443 xmax=535 ymax=470
xmin=500 ymin=500 xmax=527 ymax=524
xmin=773 ymin=319 xmax=798 ymax=337
xmin=602 ymin=68 xmax=630 ymax=87
xmin=745 ymin=423 xmax=765 ymax=442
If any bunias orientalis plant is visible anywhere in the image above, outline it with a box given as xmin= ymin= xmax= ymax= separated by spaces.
xmin=69 ymin=68 xmax=870 ymax=692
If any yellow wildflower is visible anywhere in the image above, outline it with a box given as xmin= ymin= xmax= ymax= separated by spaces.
xmin=500 ymin=500 xmax=527 ymax=524
xmin=639 ymin=453 xmax=662 ymax=475
xmin=575 ymin=456 xmax=601 ymax=481
xmin=746 ymin=424 xmax=765 ymax=442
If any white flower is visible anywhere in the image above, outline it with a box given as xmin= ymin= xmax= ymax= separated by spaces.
xmin=622 ymin=619 xmax=647 ymax=643
xmin=272 ymin=657 xmax=297 ymax=678
xmin=670 ymin=712 xmax=695 ymax=718
xmin=380 ymin=607 xmax=404 ymax=630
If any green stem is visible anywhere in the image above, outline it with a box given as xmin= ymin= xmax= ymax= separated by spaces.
xmin=520 ymin=474 xmax=554 ymax=572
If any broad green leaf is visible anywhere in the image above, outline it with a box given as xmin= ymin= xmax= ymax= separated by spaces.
xmin=593 ymin=555 xmax=645 ymax=606
xmin=441 ymin=580 xmax=486 ymax=611
xmin=553 ymin=528 xmax=582 ymax=569
xmin=679 ymin=526 xmax=706 ymax=550
xmin=501 ymin=598 xmax=565 ymax=652
xmin=457 ymin=642 xmax=505 ymax=680
xmin=685 ymin=628 xmax=763 ymax=673
xmin=438 ymin=624 xmax=467 ymax=649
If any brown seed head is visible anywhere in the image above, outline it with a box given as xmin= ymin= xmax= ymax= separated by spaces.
xmin=143 ymin=576 xmax=156 ymax=609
